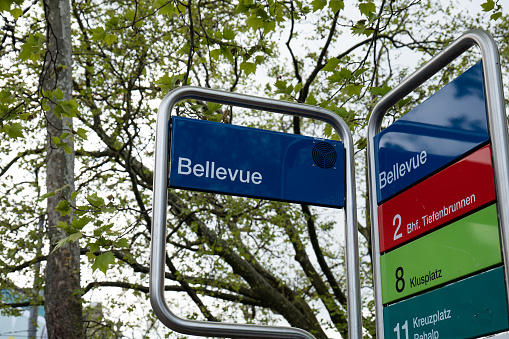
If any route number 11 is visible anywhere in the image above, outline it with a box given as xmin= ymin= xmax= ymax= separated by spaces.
xmin=394 ymin=320 xmax=408 ymax=339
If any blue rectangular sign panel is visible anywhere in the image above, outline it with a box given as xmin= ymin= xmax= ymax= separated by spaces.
xmin=169 ymin=116 xmax=345 ymax=208
xmin=374 ymin=61 xmax=489 ymax=203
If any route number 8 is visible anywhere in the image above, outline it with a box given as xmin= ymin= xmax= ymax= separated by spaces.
xmin=393 ymin=214 xmax=402 ymax=241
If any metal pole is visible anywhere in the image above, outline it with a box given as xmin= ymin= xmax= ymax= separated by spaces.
xmin=151 ymin=86 xmax=362 ymax=338
xmin=367 ymin=29 xmax=508 ymax=339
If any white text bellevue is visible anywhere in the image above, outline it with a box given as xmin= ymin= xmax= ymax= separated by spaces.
xmin=379 ymin=151 xmax=427 ymax=189
xmin=177 ymin=157 xmax=263 ymax=184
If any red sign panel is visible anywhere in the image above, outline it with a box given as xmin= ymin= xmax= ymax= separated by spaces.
xmin=378 ymin=144 xmax=495 ymax=252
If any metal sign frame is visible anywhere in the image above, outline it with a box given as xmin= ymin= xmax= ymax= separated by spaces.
xmin=151 ymin=86 xmax=362 ymax=338
xmin=367 ymin=29 xmax=509 ymax=338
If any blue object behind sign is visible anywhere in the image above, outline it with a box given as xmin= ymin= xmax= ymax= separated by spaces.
xmin=374 ymin=61 xmax=489 ymax=203
xmin=169 ymin=116 xmax=345 ymax=208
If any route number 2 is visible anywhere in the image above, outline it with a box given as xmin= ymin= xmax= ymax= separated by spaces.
xmin=393 ymin=214 xmax=402 ymax=240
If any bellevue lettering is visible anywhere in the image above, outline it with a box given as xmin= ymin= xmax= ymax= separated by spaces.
xmin=379 ymin=151 xmax=427 ymax=189
xmin=178 ymin=157 xmax=263 ymax=184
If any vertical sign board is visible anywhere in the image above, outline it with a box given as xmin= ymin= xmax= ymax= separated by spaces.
xmin=151 ymin=87 xmax=362 ymax=339
xmin=169 ymin=116 xmax=345 ymax=208
xmin=372 ymin=61 xmax=509 ymax=338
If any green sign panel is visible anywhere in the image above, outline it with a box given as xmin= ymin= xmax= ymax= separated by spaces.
xmin=381 ymin=204 xmax=501 ymax=303
xmin=384 ymin=267 xmax=509 ymax=339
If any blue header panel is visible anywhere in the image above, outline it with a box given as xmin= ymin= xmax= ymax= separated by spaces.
xmin=374 ymin=61 xmax=489 ymax=203
xmin=169 ymin=116 xmax=345 ymax=208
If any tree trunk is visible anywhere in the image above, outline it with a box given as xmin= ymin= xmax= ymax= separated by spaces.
xmin=42 ymin=0 xmax=83 ymax=337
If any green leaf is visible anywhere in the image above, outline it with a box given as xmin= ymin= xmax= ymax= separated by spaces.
xmin=210 ymin=49 xmax=221 ymax=61
xmin=356 ymin=137 xmax=367 ymax=150
xmin=0 ymin=1 xmax=11 ymax=12
xmin=89 ymin=242 xmax=100 ymax=254
xmin=354 ymin=67 xmax=368 ymax=76
xmin=2 ymin=123 xmax=24 ymax=139
xmin=86 ymin=251 xmax=96 ymax=261
xmin=125 ymin=10 xmax=136 ymax=21
xmin=158 ymin=2 xmax=175 ymax=15
xmin=481 ymin=0 xmax=495 ymax=11
xmin=344 ymin=84 xmax=363 ymax=97
xmin=70 ymin=191 xmax=79 ymax=201
xmin=68 ymin=232 xmax=82 ymax=242
xmin=221 ymin=46 xmax=234 ymax=62
xmin=329 ymin=0 xmax=344 ymax=13
xmin=72 ymin=216 xmax=92 ymax=230
xmin=9 ymin=7 xmax=22 ymax=19
xmin=324 ymin=124 xmax=333 ymax=138
xmin=327 ymin=72 xmax=342 ymax=83
xmin=42 ymin=99 xmax=51 ymax=112
xmin=92 ymin=251 xmax=116 ymax=274
xmin=87 ymin=193 xmax=105 ymax=207
xmin=491 ymin=11 xmax=502 ymax=20
xmin=240 ymin=62 xmax=256 ymax=76
xmin=155 ymin=73 xmax=184 ymax=92
xmin=396 ymin=97 xmax=412 ymax=110
xmin=335 ymin=107 xmax=348 ymax=117
xmin=369 ymin=85 xmax=391 ymax=96
xmin=222 ymin=28 xmax=235 ymax=40
xmin=76 ymin=127 xmax=88 ymax=140
xmin=18 ymin=33 xmax=44 ymax=62
xmin=104 ymin=34 xmax=117 ymax=46
xmin=114 ymin=238 xmax=129 ymax=248
xmin=64 ymin=145 xmax=72 ymax=154
xmin=91 ymin=27 xmax=106 ymax=41
xmin=306 ymin=94 xmax=317 ymax=105
xmin=101 ymin=207 xmax=116 ymax=213
xmin=339 ymin=67 xmax=352 ymax=78
xmin=56 ymin=221 xmax=69 ymax=230
xmin=38 ymin=191 xmax=55 ymax=201
xmin=52 ymin=238 xmax=69 ymax=253
xmin=56 ymin=200 xmax=71 ymax=216
xmin=55 ymin=98 xmax=79 ymax=118
xmin=311 ymin=0 xmax=327 ymax=11
xmin=294 ymin=82 xmax=303 ymax=94
xmin=263 ymin=21 xmax=276 ymax=34
xmin=49 ymin=87 xmax=65 ymax=101
xmin=359 ymin=2 xmax=376 ymax=17
xmin=246 ymin=16 xmax=264 ymax=30
xmin=274 ymin=79 xmax=286 ymax=90
xmin=322 ymin=57 xmax=340 ymax=72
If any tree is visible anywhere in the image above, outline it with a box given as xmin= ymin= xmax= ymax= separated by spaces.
xmin=42 ymin=0 xmax=84 ymax=336
xmin=0 ymin=0 xmax=506 ymax=338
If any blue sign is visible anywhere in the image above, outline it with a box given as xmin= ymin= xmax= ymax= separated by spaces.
xmin=374 ymin=61 xmax=489 ymax=203
xmin=169 ymin=116 xmax=345 ymax=208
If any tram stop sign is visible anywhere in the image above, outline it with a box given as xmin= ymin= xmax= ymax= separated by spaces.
xmin=367 ymin=30 xmax=509 ymax=339
xmin=150 ymin=87 xmax=362 ymax=339
xmin=169 ymin=116 xmax=345 ymax=208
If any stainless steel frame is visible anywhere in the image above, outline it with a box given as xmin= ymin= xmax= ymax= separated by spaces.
xmin=151 ymin=86 xmax=362 ymax=338
xmin=367 ymin=29 xmax=509 ymax=338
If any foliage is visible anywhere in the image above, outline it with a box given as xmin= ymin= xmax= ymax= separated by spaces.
xmin=0 ymin=0 xmax=507 ymax=337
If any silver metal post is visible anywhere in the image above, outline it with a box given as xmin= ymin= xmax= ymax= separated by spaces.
xmin=151 ymin=86 xmax=362 ymax=338
xmin=367 ymin=29 xmax=508 ymax=338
